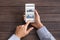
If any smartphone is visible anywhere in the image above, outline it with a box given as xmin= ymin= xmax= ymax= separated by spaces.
xmin=25 ymin=3 xmax=35 ymax=23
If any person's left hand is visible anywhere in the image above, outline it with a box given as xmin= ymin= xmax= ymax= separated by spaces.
xmin=15 ymin=21 xmax=34 ymax=38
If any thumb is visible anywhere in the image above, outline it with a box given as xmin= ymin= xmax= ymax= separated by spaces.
xmin=27 ymin=27 xmax=34 ymax=34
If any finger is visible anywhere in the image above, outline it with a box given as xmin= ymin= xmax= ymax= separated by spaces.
xmin=16 ymin=26 xmax=19 ymax=29
xmin=18 ymin=25 xmax=24 ymax=29
xmin=21 ymin=25 xmax=24 ymax=27
xmin=16 ymin=26 xmax=20 ymax=30
xmin=23 ymin=15 xmax=25 ymax=17
xmin=27 ymin=27 xmax=34 ymax=34
xmin=35 ymin=10 xmax=39 ymax=16
xmin=23 ymin=15 xmax=25 ymax=20
xmin=23 ymin=15 xmax=26 ymax=20
xmin=25 ymin=21 xmax=30 ymax=29
xmin=35 ymin=10 xmax=38 ymax=13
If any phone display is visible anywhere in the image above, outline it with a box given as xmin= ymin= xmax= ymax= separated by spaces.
xmin=25 ymin=3 xmax=35 ymax=23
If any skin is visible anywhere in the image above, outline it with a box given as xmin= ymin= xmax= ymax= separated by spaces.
xmin=15 ymin=10 xmax=44 ymax=38
xmin=31 ymin=10 xmax=43 ymax=29
xmin=15 ymin=21 xmax=34 ymax=38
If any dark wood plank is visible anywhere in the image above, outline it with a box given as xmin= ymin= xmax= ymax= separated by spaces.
xmin=0 ymin=0 xmax=60 ymax=40
xmin=0 ymin=0 xmax=60 ymax=6
xmin=0 ymin=6 xmax=60 ymax=15
xmin=40 ymin=14 xmax=60 ymax=21
xmin=37 ymin=6 xmax=60 ymax=14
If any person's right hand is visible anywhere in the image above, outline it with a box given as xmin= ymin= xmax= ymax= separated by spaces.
xmin=31 ymin=10 xmax=44 ymax=29
xmin=15 ymin=21 xmax=34 ymax=38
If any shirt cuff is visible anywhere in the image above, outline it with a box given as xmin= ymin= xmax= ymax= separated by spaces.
xmin=37 ymin=26 xmax=48 ymax=38
xmin=37 ymin=26 xmax=56 ymax=40
xmin=8 ymin=34 xmax=20 ymax=40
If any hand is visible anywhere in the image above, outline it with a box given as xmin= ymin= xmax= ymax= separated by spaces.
xmin=15 ymin=21 xmax=34 ymax=38
xmin=31 ymin=10 xmax=44 ymax=29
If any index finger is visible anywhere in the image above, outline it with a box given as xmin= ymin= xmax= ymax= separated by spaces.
xmin=35 ymin=10 xmax=39 ymax=16
xmin=25 ymin=21 xmax=30 ymax=29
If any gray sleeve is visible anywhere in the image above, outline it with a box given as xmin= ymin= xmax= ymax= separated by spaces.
xmin=8 ymin=34 xmax=20 ymax=40
xmin=37 ymin=26 xmax=56 ymax=40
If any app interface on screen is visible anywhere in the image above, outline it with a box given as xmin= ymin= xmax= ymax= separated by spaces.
xmin=26 ymin=9 xmax=34 ymax=18
xmin=26 ymin=4 xmax=35 ymax=19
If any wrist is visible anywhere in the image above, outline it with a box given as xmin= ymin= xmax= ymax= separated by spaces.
xmin=15 ymin=33 xmax=22 ymax=39
xmin=37 ymin=22 xmax=44 ymax=29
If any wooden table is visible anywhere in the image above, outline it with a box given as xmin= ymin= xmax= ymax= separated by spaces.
xmin=0 ymin=0 xmax=60 ymax=40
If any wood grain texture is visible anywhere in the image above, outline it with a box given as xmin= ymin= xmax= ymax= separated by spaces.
xmin=0 ymin=0 xmax=60 ymax=6
xmin=0 ymin=0 xmax=60 ymax=40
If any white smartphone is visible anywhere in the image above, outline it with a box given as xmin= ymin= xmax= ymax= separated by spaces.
xmin=25 ymin=3 xmax=35 ymax=23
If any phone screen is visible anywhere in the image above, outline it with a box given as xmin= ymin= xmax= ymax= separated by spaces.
xmin=25 ymin=3 xmax=35 ymax=22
